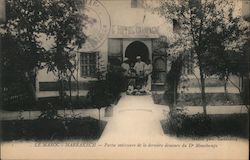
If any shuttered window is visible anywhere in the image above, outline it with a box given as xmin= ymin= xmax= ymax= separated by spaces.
xmin=80 ymin=52 xmax=98 ymax=77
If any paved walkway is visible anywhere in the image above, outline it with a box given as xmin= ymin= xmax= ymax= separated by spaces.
xmin=98 ymin=94 xmax=167 ymax=144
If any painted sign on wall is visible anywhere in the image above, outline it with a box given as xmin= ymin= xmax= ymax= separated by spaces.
xmin=110 ymin=25 xmax=159 ymax=38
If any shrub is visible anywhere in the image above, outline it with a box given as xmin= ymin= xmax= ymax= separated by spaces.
xmin=162 ymin=111 xmax=249 ymax=138
xmin=164 ymin=109 xmax=211 ymax=137
xmin=105 ymin=66 xmax=126 ymax=97
xmin=38 ymin=103 xmax=62 ymax=120
xmin=87 ymin=66 xmax=125 ymax=108
xmin=87 ymin=80 xmax=113 ymax=108
xmin=153 ymin=93 xmax=242 ymax=106
xmin=36 ymin=96 xmax=90 ymax=110
xmin=209 ymin=114 xmax=249 ymax=138
xmin=2 ymin=81 xmax=36 ymax=111
xmin=181 ymin=113 xmax=212 ymax=136
xmin=1 ymin=117 xmax=107 ymax=141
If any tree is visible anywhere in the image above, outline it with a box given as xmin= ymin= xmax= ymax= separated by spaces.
xmin=201 ymin=7 xmax=248 ymax=100
xmin=164 ymin=55 xmax=184 ymax=110
xmin=43 ymin=0 xmax=87 ymax=107
xmin=152 ymin=36 xmax=187 ymax=111
xmin=1 ymin=0 xmax=48 ymax=106
xmin=1 ymin=0 xmax=87 ymax=109
xmin=156 ymin=0 xmax=247 ymax=115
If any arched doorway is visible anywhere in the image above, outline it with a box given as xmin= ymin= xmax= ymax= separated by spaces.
xmin=125 ymin=41 xmax=149 ymax=64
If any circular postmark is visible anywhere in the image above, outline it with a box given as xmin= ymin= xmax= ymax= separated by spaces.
xmin=81 ymin=0 xmax=111 ymax=52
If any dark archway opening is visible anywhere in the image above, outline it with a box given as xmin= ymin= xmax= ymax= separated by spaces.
xmin=125 ymin=41 xmax=149 ymax=64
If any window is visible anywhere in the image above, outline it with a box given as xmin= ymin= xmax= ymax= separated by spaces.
xmin=80 ymin=52 xmax=98 ymax=77
xmin=131 ymin=0 xmax=144 ymax=8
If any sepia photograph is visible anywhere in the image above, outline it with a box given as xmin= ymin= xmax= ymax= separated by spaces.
xmin=0 ymin=0 xmax=249 ymax=159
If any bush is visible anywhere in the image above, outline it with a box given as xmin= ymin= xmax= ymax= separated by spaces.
xmin=87 ymin=66 xmax=125 ymax=108
xmin=38 ymin=103 xmax=62 ymax=120
xmin=37 ymin=96 xmax=90 ymax=110
xmin=87 ymin=80 xmax=113 ymax=108
xmin=162 ymin=111 xmax=249 ymax=138
xmin=209 ymin=114 xmax=249 ymax=138
xmin=2 ymin=81 xmax=36 ymax=111
xmin=1 ymin=117 xmax=107 ymax=141
xmin=153 ymin=93 xmax=242 ymax=106
xmin=105 ymin=66 xmax=126 ymax=97
xmin=164 ymin=109 xmax=211 ymax=137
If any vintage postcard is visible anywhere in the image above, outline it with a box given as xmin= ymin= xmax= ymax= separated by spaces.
xmin=0 ymin=0 xmax=249 ymax=159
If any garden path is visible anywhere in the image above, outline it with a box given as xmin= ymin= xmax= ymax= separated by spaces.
xmin=98 ymin=94 xmax=168 ymax=144
xmin=98 ymin=93 xmax=248 ymax=144
xmin=95 ymin=94 xmax=248 ymax=160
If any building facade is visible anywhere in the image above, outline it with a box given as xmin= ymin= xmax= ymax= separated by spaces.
xmin=37 ymin=0 xmax=170 ymax=98
xmin=36 ymin=0 xmax=241 ymax=98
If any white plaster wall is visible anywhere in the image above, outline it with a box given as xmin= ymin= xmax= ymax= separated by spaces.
xmin=37 ymin=91 xmax=88 ymax=98
xmin=37 ymin=67 xmax=58 ymax=82
xmin=102 ymin=0 xmax=173 ymax=39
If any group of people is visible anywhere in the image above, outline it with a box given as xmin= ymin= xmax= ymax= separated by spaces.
xmin=121 ymin=56 xmax=152 ymax=95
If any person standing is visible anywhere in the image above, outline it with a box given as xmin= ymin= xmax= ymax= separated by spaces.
xmin=126 ymin=62 xmax=136 ymax=95
xmin=134 ymin=56 xmax=146 ymax=76
xmin=144 ymin=59 xmax=153 ymax=93
xmin=121 ymin=57 xmax=130 ymax=91
xmin=134 ymin=56 xmax=146 ymax=91
xmin=121 ymin=57 xmax=130 ymax=76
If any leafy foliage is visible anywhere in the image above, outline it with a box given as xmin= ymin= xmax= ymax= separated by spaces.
xmin=87 ymin=66 xmax=125 ymax=109
xmin=162 ymin=111 xmax=249 ymax=138
xmin=1 ymin=0 xmax=48 ymax=73
xmin=156 ymin=0 xmax=248 ymax=114
xmin=164 ymin=108 xmax=211 ymax=136
xmin=87 ymin=80 xmax=113 ymax=109
xmin=164 ymin=55 xmax=184 ymax=109
xmin=1 ymin=0 xmax=87 ymax=79
xmin=1 ymin=0 xmax=87 ymax=108
xmin=2 ymin=117 xmax=107 ymax=141
xmin=43 ymin=0 xmax=87 ymax=74
xmin=1 ymin=1 xmax=43 ymax=108
xmin=38 ymin=103 xmax=62 ymax=120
